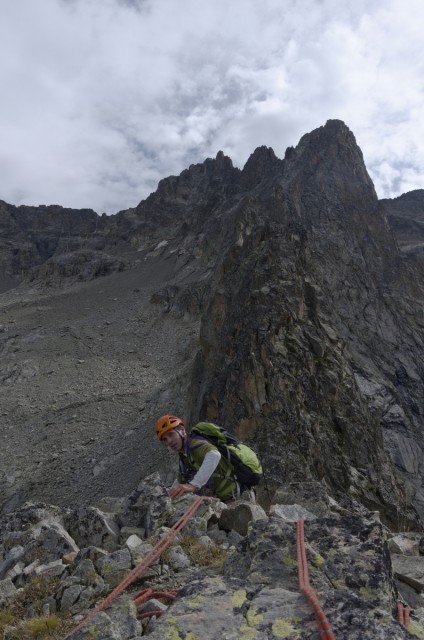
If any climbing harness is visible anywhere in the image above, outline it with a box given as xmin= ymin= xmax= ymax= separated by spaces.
xmin=296 ymin=518 xmax=335 ymax=640
xmin=397 ymin=600 xmax=411 ymax=631
xmin=63 ymin=495 xmax=209 ymax=639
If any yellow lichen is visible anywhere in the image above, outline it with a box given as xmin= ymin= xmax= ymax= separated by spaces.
xmin=282 ymin=555 xmax=297 ymax=566
xmin=329 ymin=578 xmax=346 ymax=590
xmin=248 ymin=571 xmax=268 ymax=584
xmin=246 ymin=605 xmax=263 ymax=626
xmin=187 ymin=595 xmax=205 ymax=608
xmin=231 ymin=589 xmax=248 ymax=608
xmin=408 ymin=619 xmax=424 ymax=639
xmin=312 ymin=553 xmax=325 ymax=567
xmin=359 ymin=585 xmax=380 ymax=598
xmin=239 ymin=623 xmax=257 ymax=639
xmin=164 ymin=617 xmax=182 ymax=640
xmin=86 ymin=623 xmax=101 ymax=638
xmin=272 ymin=618 xmax=298 ymax=638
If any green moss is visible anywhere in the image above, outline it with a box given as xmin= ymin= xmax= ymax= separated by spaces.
xmin=282 ymin=555 xmax=297 ymax=566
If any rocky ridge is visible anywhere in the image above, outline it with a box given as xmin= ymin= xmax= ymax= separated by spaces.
xmin=1 ymin=476 xmax=424 ymax=639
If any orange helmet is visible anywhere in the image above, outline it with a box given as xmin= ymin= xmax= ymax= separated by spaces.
xmin=155 ymin=415 xmax=185 ymax=440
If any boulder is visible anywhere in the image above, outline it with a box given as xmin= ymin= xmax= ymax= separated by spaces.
xmin=218 ymin=502 xmax=268 ymax=536
xmin=392 ymin=555 xmax=424 ymax=592
xmin=387 ymin=533 xmax=420 ymax=556
xmin=34 ymin=559 xmax=67 ymax=578
xmin=64 ymin=506 xmax=120 ymax=553
xmin=118 ymin=472 xmax=172 ymax=535
xmin=269 ymin=503 xmax=317 ymax=522
xmin=0 ymin=546 xmax=24 ymax=579
xmin=95 ymin=548 xmax=132 ymax=588
xmin=0 ymin=577 xmax=18 ymax=605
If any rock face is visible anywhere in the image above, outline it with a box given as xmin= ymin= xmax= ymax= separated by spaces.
xmin=382 ymin=189 xmax=424 ymax=257
xmin=0 ymin=119 xmax=424 ymax=531
xmin=0 ymin=203 xmax=104 ymax=289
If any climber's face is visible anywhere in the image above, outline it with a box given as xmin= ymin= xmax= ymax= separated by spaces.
xmin=162 ymin=428 xmax=185 ymax=452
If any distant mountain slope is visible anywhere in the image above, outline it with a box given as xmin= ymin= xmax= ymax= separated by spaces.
xmin=381 ymin=189 xmax=424 ymax=268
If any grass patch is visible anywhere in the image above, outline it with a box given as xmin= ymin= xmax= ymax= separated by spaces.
xmin=4 ymin=615 xmax=60 ymax=639
xmin=178 ymin=535 xmax=228 ymax=570
xmin=0 ymin=611 xmax=16 ymax=636
xmin=6 ymin=575 xmax=60 ymax=619
xmin=2 ymin=613 xmax=74 ymax=640
xmin=1 ymin=575 xmax=74 ymax=639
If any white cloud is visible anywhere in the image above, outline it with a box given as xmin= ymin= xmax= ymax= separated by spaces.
xmin=0 ymin=0 xmax=423 ymax=213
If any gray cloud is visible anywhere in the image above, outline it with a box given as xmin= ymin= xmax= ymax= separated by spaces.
xmin=0 ymin=0 xmax=423 ymax=213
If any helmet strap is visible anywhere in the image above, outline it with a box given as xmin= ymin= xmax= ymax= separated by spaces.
xmin=176 ymin=427 xmax=186 ymax=450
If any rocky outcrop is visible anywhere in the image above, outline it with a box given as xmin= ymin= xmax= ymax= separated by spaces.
xmin=187 ymin=120 xmax=424 ymax=527
xmin=0 ymin=477 xmax=423 ymax=639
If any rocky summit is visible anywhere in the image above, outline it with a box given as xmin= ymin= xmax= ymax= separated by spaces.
xmin=0 ymin=119 xmax=424 ymax=638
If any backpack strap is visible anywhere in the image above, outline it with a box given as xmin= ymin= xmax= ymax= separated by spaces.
xmin=189 ymin=434 xmax=234 ymax=468
xmin=187 ymin=433 xmax=210 ymax=452
xmin=185 ymin=434 xmax=238 ymax=484
xmin=179 ymin=435 xmax=212 ymax=482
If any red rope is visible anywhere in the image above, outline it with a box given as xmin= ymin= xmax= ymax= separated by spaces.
xmin=132 ymin=587 xmax=177 ymax=620
xmin=132 ymin=588 xmax=177 ymax=606
xmin=296 ymin=518 xmax=335 ymax=640
xmin=63 ymin=496 xmax=207 ymax=639
xmin=137 ymin=609 xmax=167 ymax=620
xmin=397 ymin=600 xmax=411 ymax=630
xmin=404 ymin=605 xmax=411 ymax=629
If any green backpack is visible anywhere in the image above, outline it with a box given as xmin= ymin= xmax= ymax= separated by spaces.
xmin=189 ymin=422 xmax=263 ymax=489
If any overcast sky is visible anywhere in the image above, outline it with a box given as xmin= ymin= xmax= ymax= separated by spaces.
xmin=1 ymin=0 xmax=423 ymax=214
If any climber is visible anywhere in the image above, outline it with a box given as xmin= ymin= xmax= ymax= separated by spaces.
xmin=155 ymin=414 xmax=239 ymax=502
